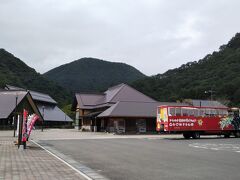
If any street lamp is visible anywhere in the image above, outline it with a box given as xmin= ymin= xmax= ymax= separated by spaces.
xmin=205 ymin=89 xmax=215 ymax=101
xmin=205 ymin=88 xmax=216 ymax=108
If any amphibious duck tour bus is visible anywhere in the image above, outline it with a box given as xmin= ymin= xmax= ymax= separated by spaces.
xmin=156 ymin=105 xmax=240 ymax=139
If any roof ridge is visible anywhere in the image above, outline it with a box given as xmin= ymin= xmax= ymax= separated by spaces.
xmin=108 ymin=84 xmax=125 ymax=102
xmin=106 ymin=83 xmax=125 ymax=91
xmin=29 ymin=90 xmax=51 ymax=96
xmin=116 ymin=100 xmax=159 ymax=103
xmin=76 ymin=92 xmax=105 ymax=95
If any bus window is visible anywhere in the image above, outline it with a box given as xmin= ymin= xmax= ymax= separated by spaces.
xmin=194 ymin=109 xmax=199 ymax=116
xmin=176 ymin=108 xmax=181 ymax=116
xmin=188 ymin=109 xmax=195 ymax=116
xmin=169 ymin=108 xmax=175 ymax=116
xmin=199 ymin=109 xmax=205 ymax=117
xmin=222 ymin=110 xmax=228 ymax=116
xmin=182 ymin=108 xmax=188 ymax=116
xmin=205 ymin=109 xmax=211 ymax=117
xmin=211 ymin=109 xmax=217 ymax=116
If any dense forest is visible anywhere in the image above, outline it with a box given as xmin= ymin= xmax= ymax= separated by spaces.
xmin=44 ymin=58 xmax=146 ymax=93
xmin=0 ymin=49 xmax=72 ymax=106
xmin=132 ymin=33 xmax=240 ymax=106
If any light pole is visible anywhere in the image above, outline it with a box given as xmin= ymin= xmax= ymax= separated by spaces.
xmin=205 ymin=89 xmax=215 ymax=107
xmin=42 ymin=106 xmax=45 ymax=132
xmin=205 ymin=89 xmax=215 ymax=101
xmin=13 ymin=94 xmax=18 ymax=137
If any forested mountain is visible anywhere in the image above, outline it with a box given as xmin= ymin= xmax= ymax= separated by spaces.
xmin=1 ymin=32 xmax=240 ymax=108
xmin=132 ymin=33 xmax=240 ymax=106
xmin=0 ymin=49 xmax=71 ymax=106
xmin=44 ymin=58 xmax=146 ymax=93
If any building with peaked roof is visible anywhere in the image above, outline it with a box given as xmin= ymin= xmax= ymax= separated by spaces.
xmin=0 ymin=90 xmax=43 ymax=129
xmin=183 ymin=99 xmax=228 ymax=108
xmin=5 ymin=85 xmax=72 ymax=127
xmin=72 ymin=83 xmax=187 ymax=133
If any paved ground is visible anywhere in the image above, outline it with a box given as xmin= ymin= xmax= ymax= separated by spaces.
xmin=0 ymin=131 xmax=85 ymax=180
xmin=30 ymin=129 xmax=181 ymax=141
xmin=38 ymin=136 xmax=240 ymax=180
xmin=2 ymin=129 xmax=240 ymax=180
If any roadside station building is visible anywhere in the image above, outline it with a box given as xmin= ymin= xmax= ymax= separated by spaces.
xmin=0 ymin=90 xmax=43 ymax=129
xmin=72 ymin=83 xmax=187 ymax=133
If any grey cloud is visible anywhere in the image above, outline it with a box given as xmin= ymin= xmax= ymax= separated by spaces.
xmin=0 ymin=0 xmax=240 ymax=75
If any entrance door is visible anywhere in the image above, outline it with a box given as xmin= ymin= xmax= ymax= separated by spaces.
xmin=114 ymin=119 xmax=125 ymax=133
xmin=136 ymin=119 xmax=146 ymax=133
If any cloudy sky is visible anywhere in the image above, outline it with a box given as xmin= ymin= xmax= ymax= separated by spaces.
xmin=0 ymin=0 xmax=240 ymax=76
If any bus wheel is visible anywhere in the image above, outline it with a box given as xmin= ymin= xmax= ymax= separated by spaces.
xmin=183 ymin=133 xmax=191 ymax=139
xmin=192 ymin=132 xmax=200 ymax=139
xmin=234 ymin=131 xmax=240 ymax=138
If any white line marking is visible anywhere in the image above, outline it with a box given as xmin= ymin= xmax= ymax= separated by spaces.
xmin=31 ymin=140 xmax=92 ymax=180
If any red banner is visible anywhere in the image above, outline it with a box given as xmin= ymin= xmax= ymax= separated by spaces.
xmin=22 ymin=109 xmax=28 ymax=142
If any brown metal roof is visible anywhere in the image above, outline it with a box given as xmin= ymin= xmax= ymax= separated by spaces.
xmin=98 ymin=101 xmax=189 ymax=118
xmin=4 ymin=85 xmax=71 ymax=122
xmin=184 ymin=99 xmax=227 ymax=108
xmin=0 ymin=91 xmax=27 ymax=119
xmin=73 ymin=83 xmax=157 ymax=110
xmin=5 ymin=84 xmax=57 ymax=104
xmin=0 ymin=90 xmax=43 ymax=121
xmin=37 ymin=105 xmax=72 ymax=122
xmin=106 ymin=83 xmax=156 ymax=103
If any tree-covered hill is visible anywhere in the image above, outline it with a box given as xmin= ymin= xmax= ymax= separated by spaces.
xmin=44 ymin=58 xmax=146 ymax=93
xmin=0 ymin=49 xmax=71 ymax=106
xmin=132 ymin=33 xmax=240 ymax=106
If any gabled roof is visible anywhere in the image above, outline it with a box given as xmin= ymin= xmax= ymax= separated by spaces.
xmin=184 ymin=99 xmax=227 ymax=108
xmin=73 ymin=83 xmax=157 ymax=110
xmin=30 ymin=91 xmax=57 ymax=104
xmin=103 ymin=83 xmax=157 ymax=103
xmin=4 ymin=85 xmax=71 ymax=122
xmin=0 ymin=91 xmax=27 ymax=119
xmin=98 ymin=101 xmax=189 ymax=118
xmin=37 ymin=105 xmax=72 ymax=122
xmin=5 ymin=84 xmax=57 ymax=104
xmin=0 ymin=90 xmax=43 ymax=121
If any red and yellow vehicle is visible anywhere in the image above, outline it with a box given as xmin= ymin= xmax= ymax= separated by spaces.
xmin=156 ymin=105 xmax=240 ymax=139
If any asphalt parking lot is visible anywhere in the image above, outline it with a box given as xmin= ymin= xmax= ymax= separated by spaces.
xmin=39 ymin=136 xmax=240 ymax=180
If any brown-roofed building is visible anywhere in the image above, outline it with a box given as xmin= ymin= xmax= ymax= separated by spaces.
xmin=72 ymin=83 xmax=187 ymax=133
xmin=5 ymin=85 xmax=73 ymax=128
xmin=0 ymin=90 xmax=43 ymax=129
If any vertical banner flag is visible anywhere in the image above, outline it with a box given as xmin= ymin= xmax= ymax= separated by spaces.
xmin=22 ymin=109 xmax=28 ymax=142
xmin=27 ymin=114 xmax=39 ymax=137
